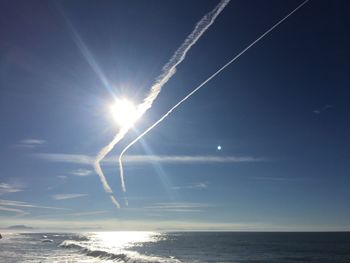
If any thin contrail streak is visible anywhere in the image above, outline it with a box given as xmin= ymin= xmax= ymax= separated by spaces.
xmin=118 ymin=0 xmax=310 ymax=194
xmin=94 ymin=0 xmax=231 ymax=207
xmin=93 ymin=126 xmax=129 ymax=208
xmin=137 ymin=0 xmax=231 ymax=116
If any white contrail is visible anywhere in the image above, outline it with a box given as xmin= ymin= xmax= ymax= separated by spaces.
xmin=136 ymin=0 xmax=231 ymax=116
xmin=110 ymin=196 xmax=121 ymax=209
xmin=93 ymin=126 xmax=129 ymax=208
xmin=118 ymin=0 xmax=310 ymax=195
xmin=94 ymin=0 xmax=231 ymax=206
xmin=94 ymin=126 xmax=128 ymax=193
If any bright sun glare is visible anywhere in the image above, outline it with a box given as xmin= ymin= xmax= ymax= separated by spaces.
xmin=110 ymin=98 xmax=139 ymax=128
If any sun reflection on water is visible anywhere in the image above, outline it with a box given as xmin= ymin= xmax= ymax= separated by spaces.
xmin=88 ymin=231 xmax=159 ymax=252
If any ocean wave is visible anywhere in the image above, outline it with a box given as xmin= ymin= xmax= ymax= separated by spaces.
xmin=59 ymin=240 xmax=180 ymax=263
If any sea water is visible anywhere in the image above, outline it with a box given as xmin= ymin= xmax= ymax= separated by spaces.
xmin=1 ymin=232 xmax=350 ymax=262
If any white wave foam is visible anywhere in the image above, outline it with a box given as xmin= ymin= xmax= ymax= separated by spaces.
xmin=59 ymin=239 xmax=181 ymax=263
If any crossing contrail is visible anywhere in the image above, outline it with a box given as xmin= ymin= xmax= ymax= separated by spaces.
xmin=118 ymin=0 xmax=310 ymax=197
xmin=94 ymin=0 xmax=231 ymax=207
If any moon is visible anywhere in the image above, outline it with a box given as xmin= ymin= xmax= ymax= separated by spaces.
xmin=217 ymin=145 xmax=222 ymax=151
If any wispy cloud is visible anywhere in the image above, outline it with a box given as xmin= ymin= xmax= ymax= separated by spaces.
xmin=249 ymin=176 xmax=300 ymax=181
xmin=57 ymin=175 xmax=67 ymax=180
xmin=0 ymin=199 xmax=70 ymax=216
xmin=0 ymin=199 xmax=70 ymax=211
xmin=0 ymin=183 xmax=23 ymax=195
xmin=144 ymin=202 xmax=207 ymax=213
xmin=70 ymin=169 xmax=92 ymax=177
xmin=122 ymin=155 xmax=264 ymax=164
xmin=51 ymin=194 xmax=88 ymax=200
xmin=34 ymin=153 xmax=92 ymax=165
xmin=34 ymin=153 xmax=265 ymax=166
xmin=172 ymin=182 xmax=208 ymax=190
xmin=15 ymin=139 xmax=46 ymax=148
xmin=313 ymin=104 xmax=333 ymax=114
xmin=66 ymin=210 xmax=107 ymax=216
xmin=31 ymin=210 xmax=108 ymax=219
xmin=0 ymin=205 xmax=28 ymax=216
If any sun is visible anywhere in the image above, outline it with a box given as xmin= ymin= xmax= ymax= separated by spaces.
xmin=110 ymin=98 xmax=139 ymax=128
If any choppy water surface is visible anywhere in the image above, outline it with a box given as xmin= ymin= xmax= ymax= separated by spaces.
xmin=1 ymin=232 xmax=350 ymax=262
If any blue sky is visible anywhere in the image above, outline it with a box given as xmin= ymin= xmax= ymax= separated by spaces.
xmin=1 ymin=0 xmax=350 ymax=231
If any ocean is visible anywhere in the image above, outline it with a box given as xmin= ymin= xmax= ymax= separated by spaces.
xmin=0 ymin=232 xmax=350 ymax=262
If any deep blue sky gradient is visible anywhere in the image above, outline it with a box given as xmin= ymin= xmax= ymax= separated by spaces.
xmin=0 ymin=0 xmax=349 ymax=230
